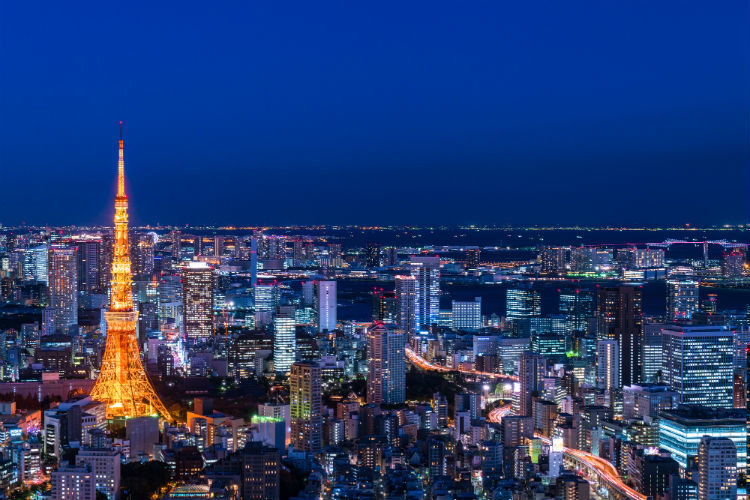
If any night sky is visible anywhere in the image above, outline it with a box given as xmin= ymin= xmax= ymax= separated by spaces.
xmin=1 ymin=1 xmax=748 ymax=226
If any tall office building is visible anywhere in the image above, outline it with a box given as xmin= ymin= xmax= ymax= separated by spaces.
xmin=366 ymin=323 xmax=406 ymax=405
xmin=395 ymin=275 xmax=417 ymax=335
xmin=661 ymin=325 xmax=733 ymax=408
xmin=667 ymin=276 xmax=699 ymax=321
xmin=182 ymin=262 xmax=214 ymax=341
xmin=642 ymin=323 xmax=664 ymax=382
xmin=697 ymin=436 xmax=737 ymax=500
xmin=451 ymin=297 xmax=482 ymax=331
xmin=23 ymin=244 xmax=48 ymax=284
xmin=519 ymin=351 xmax=547 ymax=417
xmin=74 ymin=238 xmax=101 ymax=295
xmin=158 ymin=274 xmax=182 ymax=324
xmin=254 ymin=283 xmax=278 ymax=328
xmin=596 ymin=286 xmax=643 ymax=387
xmin=559 ymin=290 xmax=593 ymax=332
xmin=410 ymin=256 xmax=440 ymax=330
xmin=596 ymin=340 xmax=619 ymax=390
xmin=290 ymin=361 xmax=322 ymax=454
xmin=314 ymin=280 xmax=337 ymax=332
xmin=506 ymin=288 xmax=541 ymax=321
xmin=47 ymin=245 xmax=79 ymax=334
xmin=273 ymin=309 xmax=296 ymax=373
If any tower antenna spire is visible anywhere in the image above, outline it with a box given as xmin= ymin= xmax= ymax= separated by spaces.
xmin=91 ymin=124 xmax=170 ymax=421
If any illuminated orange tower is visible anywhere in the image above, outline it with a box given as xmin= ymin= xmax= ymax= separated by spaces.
xmin=90 ymin=123 xmax=170 ymax=420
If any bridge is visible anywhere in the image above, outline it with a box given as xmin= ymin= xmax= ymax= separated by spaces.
xmin=646 ymin=239 xmax=748 ymax=267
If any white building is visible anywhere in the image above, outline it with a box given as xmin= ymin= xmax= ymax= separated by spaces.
xmin=451 ymin=297 xmax=481 ymax=332
xmin=273 ymin=312 xmax=296 ymax=373
xmin=50 ymin=465 xmax=96 ymax=500
xmin=698 ymin=436 xmax=737 ymax=500
xmin=315 ymin=281 xmax=337 ymax=332
xmin=76 ymin=447 xmax=121 ymax=500
xmin=596 ymin=340 xmax=619 ymax=390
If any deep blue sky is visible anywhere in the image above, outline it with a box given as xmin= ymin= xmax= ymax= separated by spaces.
xmin=1 ymin=1 xmax=748 ymax=226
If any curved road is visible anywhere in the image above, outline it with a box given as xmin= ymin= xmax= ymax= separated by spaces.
xmin=405 ymin=347 xmax=518 ymax=382
xmin=407 ymin=348 xmax=644 ymax=500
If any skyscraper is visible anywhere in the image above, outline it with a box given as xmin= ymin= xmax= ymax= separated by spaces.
xmin=698 ymin=436 xmax=737 ymax=500
xmin=667 ymin=275 xmax=699 ymax=321
xmin=395 ymin=275 xmax=417 ymax=336
xmin=661 ymin=325 xmax=734 ymax=408
xmin=273 ymin=308 xmax=296 ymax=373
xmin=130 ymin=233 xmax=155 ymax=280
xmin=559 ymin=290 xmax=593 ymax=332
xmin=90 ymin=125 xmax=169 ymax=420
xmin=74 ymin=238 xmax=101 ymax=295
xmin=410 ymin=256 xmax=440 ymax=330
xmin=23 ymin=244 xmax=48 ymax=284
xmin=314 ymin=280 xmax=336 ymax=332
xmin=596 ymin=285 xmax=643 ymax=387
xmin=182 ymin=262 xmax=214 ymax=341
xmin=519 ymin=351 xmax=547 ymax=417
xmin=366 ymin=323 xmax=406 ymax=405
xmin=506 ymin=288 xmax=541 ymax=321
xmin=290 ymin=361 xmax=322 ymax=454
xmin=596 ymin=340 xmax=619 ymax=390
xmin=47 ymin=244 xmax=78 ymax=334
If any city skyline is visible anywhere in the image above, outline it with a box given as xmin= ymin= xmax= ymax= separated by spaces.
xmin=1 ymin=1 xmax=749 ymax=226
xmin=0 ymin=3 xmax=747 ymax=499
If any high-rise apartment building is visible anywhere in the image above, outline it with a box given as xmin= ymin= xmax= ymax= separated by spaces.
xmin=74 ymin=238 xmax=101 ymax=295
xmin=395 ymin=275 xmax=417 ymax=335
xmin=290 ymin=361 xmax=322 ymax=454
xmin=661 ymin=325 xmax=733 ymax=408
xmin=667 ymin=276 xmax=699 ymax=321
xmin=596 ymin=340 xmax=619 ymax=390
xmin=519 ymin=351 xmax=547 ymax=417
xmin=47 ymin=245 xmax=78 ymax=334
xmin=410 ymin=256 xmax=440 ymax=330
xmin=366 ymin=323 xmax=406 ymax=405
xmin=273 ymin=308 xmax=296 ymax=373
xmin=596 ymin=286 xmax=643 ymax=387
xmin=182 ymin=262 xmax=214 ymax=341
xmin=314 ymin=280 xmax=336 ymax=332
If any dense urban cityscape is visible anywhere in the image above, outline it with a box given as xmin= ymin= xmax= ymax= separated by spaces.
xmin=0 ymin=128 xmax=746 ymax=499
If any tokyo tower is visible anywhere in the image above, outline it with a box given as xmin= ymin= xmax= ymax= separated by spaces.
xmin=90 ymin=123 xmax=170 ymax=420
